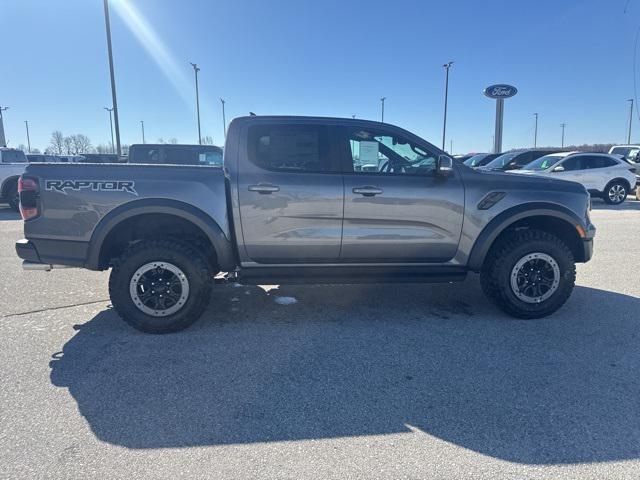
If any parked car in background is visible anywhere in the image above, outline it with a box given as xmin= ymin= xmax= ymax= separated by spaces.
xmin=78 ymin=153 xmax=120 ymax=163
xmin=463 ymin=153 xmax=501 ymax=168
xmin=609 ymin=144 xmax=640 ymax=162
xmin=57 ymin=155 xmax=84 ymax=163
xmin=0 ymin=147 xmax=28 ymax=210
xmin=128 ymin=144 xmax=224 ymax=166
xmin=27 ymin=154 xmax=62 ymax=163
xmin=514 ymin=152 xmax=637 ymax=204
xmin=480 ymin=149 xmax=560 ymax=171
xmin=454 ymin=154 xmax=475 ymax=163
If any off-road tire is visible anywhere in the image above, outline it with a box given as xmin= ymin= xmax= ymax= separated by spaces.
xmin=6 ymin=181 xmax=19 ymax=211
xmin=480 ymin=229 xmax=575 ymax=319
xmin=603 ymin=180 xmax=628 ymax=205
xmin=109 ymin=239 xmax=214 ymax=333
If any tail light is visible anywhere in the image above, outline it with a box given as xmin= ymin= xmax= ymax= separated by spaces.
xmin=18 ymin=176 xmax=40 ymax=220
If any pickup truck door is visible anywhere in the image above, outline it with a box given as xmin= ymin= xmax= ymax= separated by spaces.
xmin=338 ymin=126 xmax=464 ymax=262
xmin=237 ymin=124 xmax=344 ymax=263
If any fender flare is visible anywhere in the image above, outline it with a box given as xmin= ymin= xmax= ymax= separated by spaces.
xmin=467 ymin=202 xmax=585 ymax=271
xmin=85 ymin=198 xmax=237 ymax=270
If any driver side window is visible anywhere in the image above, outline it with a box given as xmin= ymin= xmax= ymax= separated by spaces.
xmin=346 ymin=129 xmax=437 ymax=176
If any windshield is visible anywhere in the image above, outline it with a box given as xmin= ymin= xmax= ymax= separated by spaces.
xmin=522 ymin=154 xmax=565 ymax=171
xmin=464 ymin=153 xmax=489 ymax=167
xmin=483 ymin=152 xmax=518 ymax=169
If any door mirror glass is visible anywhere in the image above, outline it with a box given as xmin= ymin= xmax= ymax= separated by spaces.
xmin=552 ymin=165 xmax=565 ymax=172
xmin=437 ymin=155 xmax=454 ymax=177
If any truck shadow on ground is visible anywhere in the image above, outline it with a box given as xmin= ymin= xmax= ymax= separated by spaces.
xmin=0 ymin=206 xmax=20 ymax=220
xmin=590 ymin=197 xmax=640 ymax=210
xmin=49 ymin=279 xmax=640 ymax=465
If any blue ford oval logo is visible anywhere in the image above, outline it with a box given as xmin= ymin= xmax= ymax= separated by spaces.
xmin=484 ymin=84 xmax=518 ymax=99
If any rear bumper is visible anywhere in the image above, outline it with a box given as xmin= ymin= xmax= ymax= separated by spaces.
xmin=15 ymin=239 xmax=41 ymax=263
xmin=15 ymin=238 xmax=88 ymax=268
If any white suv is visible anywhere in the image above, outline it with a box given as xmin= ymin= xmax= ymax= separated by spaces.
xmin=514 ymin=152 xmax=638 ymax=205
xmin=0 ymin=148 xmax=28 ymax=211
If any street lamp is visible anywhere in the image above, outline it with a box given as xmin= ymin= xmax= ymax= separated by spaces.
xmin=380 ymin=97 xmax=386 ymax=122
xmin=190 ymin=62 xmax=202 ymax=144
xmin=103 ymin=0 xmax=121 ymax=157
xmin=627 ymin=99 xmax=634 ymax=144
xmin=0 ymin=106 xmax=9 ymax=147
xmin=442 ymin=61 xmax=454 ymax=150
xmin=24 ymin=120 xmax=31 ymax=152
xmin=140 ymin=120 xmax=145 ymax=144
xmin=533 ymin=113 xmax=538 ymax=148
xmin=104 ymin=107 xmax=115 ymax=153
xmin=560 ymin=123 xmax=567 ymax=148
xmin=220 ymin=98 xmax=226 ymax=140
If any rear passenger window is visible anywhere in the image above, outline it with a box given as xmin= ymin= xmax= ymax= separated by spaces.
xmin=248 ymin=125 xmax=334 ymax=173
xmin=585 ymin=156 xmax=617 ymax=168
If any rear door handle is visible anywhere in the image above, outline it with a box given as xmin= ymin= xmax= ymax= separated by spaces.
xmin=248 ymin=184 xmax=280 ymax=194
xmin=353 ymin=186 xmax=383 ymax=196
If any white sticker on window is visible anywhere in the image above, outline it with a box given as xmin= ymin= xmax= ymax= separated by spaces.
xmin=359 ymin=141 xmax=379 ymax=163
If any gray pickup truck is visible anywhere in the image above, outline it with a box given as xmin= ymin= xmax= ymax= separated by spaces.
xmin=16 ymin=116 xmax=595 ymax=333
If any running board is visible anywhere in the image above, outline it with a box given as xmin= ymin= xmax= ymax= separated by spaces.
xmin=238 ymin=265 xmax=467 ymax=285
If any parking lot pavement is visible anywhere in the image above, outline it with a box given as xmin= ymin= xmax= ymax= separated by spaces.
xmin=1 ymin=200 xmax=639 ymax=480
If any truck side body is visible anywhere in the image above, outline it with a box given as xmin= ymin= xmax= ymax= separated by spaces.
xmin=16 ymin=116 xmax=595 ymax=331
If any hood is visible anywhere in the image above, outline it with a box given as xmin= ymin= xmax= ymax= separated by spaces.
xmin=474 ymin=167 xmax=586 ymax=194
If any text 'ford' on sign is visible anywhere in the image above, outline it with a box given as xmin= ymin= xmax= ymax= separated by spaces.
xmin=484 ymin=84 xmax=518 ymax=99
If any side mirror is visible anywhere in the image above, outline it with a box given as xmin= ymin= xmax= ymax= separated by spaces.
xmin=437 ymin=155 xmax=454 ymax=177
xmin=552 ymin=165 xmax=565 ymax=172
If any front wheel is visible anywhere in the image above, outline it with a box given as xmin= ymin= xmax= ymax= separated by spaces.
xmin=603 ymin=181 xmax=628 ymax=205
xmin=480 ymin=229 xmax=575 ymax=319
xmin=109 ymin=239 xmax=214 ymax=333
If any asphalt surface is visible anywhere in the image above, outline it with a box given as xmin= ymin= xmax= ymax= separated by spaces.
xmin=1 ymin=200 xmax=639 ymax=480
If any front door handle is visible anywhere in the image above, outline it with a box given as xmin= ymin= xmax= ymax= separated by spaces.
xmin=248 ymin=184 xmax=280 ymax=194
xmin=353 ymin=186 xmax=383 ymax=196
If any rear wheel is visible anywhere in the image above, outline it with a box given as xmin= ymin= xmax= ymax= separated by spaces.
xmin=109 ymin=239 xmax=214 ymax=333
xmin=603 ymin=180 xmax=628 ymax=205
xmin=6 ymin=181 xmax=19 ymax=211
xmin=480 ymin=229 xmax=575 ymax=318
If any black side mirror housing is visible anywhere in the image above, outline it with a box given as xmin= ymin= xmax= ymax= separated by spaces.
xmin=437 ymin=155 xmax=454 ymax=177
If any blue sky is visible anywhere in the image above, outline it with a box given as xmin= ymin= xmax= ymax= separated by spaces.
xmin=1 ymin=0 xmax=639 ymax=154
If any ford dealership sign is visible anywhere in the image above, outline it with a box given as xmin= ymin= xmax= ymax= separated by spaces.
xmin=484 ymin=84 xmax=518 ymax=99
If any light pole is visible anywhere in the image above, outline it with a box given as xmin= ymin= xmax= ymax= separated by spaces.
xmin=24 ymin=121 xmax=31 ymax=152
xmin=450 ymin=139 xmax=453 ymax=155
xmin=220 ymin=98 xmax=226 ymax=140
xmin=0 ymin=106 xmax=8 ymax=147
xmin=627 ymin=98 xmax=634 ymax=144
xmin=442 ymin=61 xmax=454 ymax=150
xmin=380 ymin=97 xmax=385 ymax=122
xmin=103 ymin=0 xmax=121 ymax=157
xmin=560 ymin=123 xmax=567 ymax=148
xmin=104 ymin=107 xmax=115 ymax=153
xmin=533 ymin=113 xmax=538 ymax=148
xmin=190 ymin=62 xmax=202 ymax=144
xmin=140 ymin=120 xmax=145 ymax=144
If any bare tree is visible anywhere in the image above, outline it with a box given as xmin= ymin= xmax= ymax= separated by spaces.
xmin=71 ymin=134 xmax=93 ymax=154
xmin=63 ymin=136 xmax=74 ymax=154
xmin=157 ymin=138 xmax=165 ymax=144
xmin=49 ymin=131 xmax=65 ymax=155
xmin=169 ymin=138 xmax=178 ymax=144
xmin=95 ymin=143 xmax=111 ymax=154
xmin=201 ymin=135 xmax=215 ymax=145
